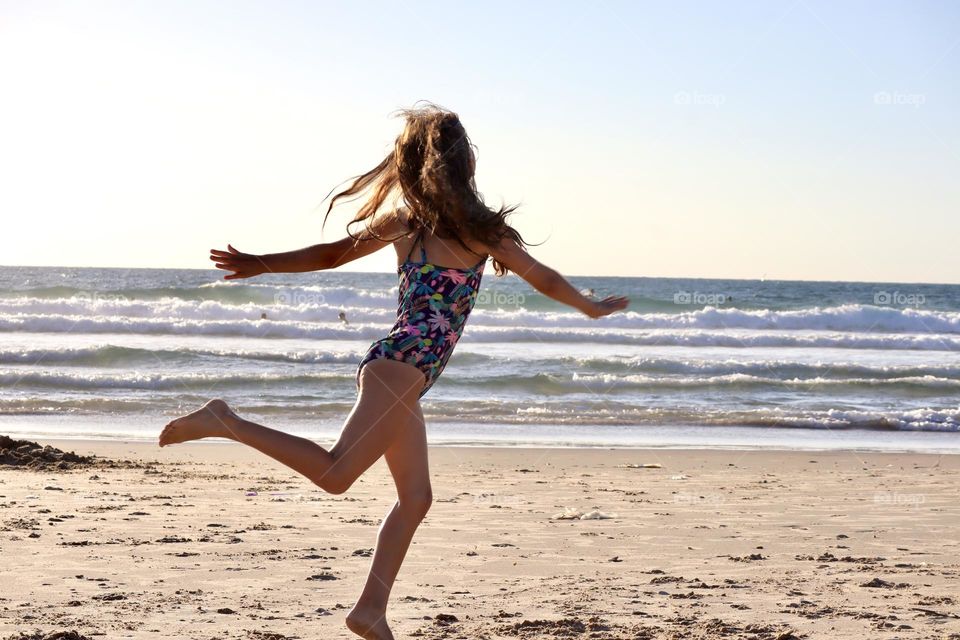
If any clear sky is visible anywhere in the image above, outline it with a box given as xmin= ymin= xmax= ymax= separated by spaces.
xmin=1 ymin=0 xmax=958 ymax=282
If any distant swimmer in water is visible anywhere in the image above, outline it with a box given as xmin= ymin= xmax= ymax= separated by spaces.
xmin=260 ymin=312 xmax=268 ymax=320
xmin=581 ymin=288 xmax=596 ymax=298
xmin=338 ymin=311 xmax=349 ymax=325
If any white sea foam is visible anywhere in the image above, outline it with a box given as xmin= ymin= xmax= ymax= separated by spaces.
xmin=0 ymin=369 xmax=353 ymax=390
xmin=0 ymin=344 xmax=362 ymax=366
xmin=3 ymin=313 xmax=959 ymax=351
xmin=3 ymin=298 xmax=959 ymax=334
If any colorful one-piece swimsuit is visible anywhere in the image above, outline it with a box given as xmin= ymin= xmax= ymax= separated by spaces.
xmin=356 ymin=232 xmax=486 ymax=397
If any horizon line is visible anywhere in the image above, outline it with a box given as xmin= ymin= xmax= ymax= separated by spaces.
xmin=1 ymin=264 xmax=958 ymax=287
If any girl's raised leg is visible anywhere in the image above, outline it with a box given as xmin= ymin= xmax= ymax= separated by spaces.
xmin=158 ymin=358 xmax=425 ymax=495
xmin=159 ymin=359 xmax=426 ymax=640
xmin=346 ymin=403 xmax=431 ymax=640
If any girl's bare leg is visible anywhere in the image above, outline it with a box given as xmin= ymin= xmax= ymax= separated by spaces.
xmin=159 ymin=357 xmax=425 ymax=497
xmin=346 ymin=403 xmax=431 ymax=640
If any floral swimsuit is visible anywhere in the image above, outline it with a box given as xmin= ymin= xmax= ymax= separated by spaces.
xmin=356 ymin=231 xmax=486 ymax=397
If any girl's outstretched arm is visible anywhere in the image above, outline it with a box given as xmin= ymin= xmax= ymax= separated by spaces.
xmin=210 ymin=212 xmax=407 ymax=279
xmin=487 ymin=237 xmax=629 ymax=318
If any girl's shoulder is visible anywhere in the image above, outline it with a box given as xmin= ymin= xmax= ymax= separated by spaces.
xmin=388 ymin=207 xmax=419 ymax=237
xmin=365 ymin=207 xmax=416 ymax=240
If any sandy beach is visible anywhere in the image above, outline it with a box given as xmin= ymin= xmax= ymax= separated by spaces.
xmin=1 ymin=439 xmax=958 ymax=639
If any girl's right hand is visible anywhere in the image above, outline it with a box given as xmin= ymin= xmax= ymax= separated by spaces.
xmin=210 ymin=245 xmax=268 ymax=280
xmin=586 ymin=295 xmax=629 ymax=318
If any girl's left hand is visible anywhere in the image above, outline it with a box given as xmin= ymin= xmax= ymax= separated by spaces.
xmin=210 ymin=245 xmax=268 ymax=280
xmin=586 ymin=295 xmax=630 ymax=318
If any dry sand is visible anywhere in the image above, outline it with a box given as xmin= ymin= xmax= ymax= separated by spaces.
xmin=1 ymin=439 xmax=958 ymax=639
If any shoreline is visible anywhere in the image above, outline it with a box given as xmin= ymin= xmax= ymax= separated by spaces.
xmin=2 ymin=428 xmax=957 ymax=455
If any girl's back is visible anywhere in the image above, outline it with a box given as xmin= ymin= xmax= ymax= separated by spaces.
xmin=361 ymin=221 xmax=487 ymax=397
xmin=390 ymin=210 xmax=488 ymax=271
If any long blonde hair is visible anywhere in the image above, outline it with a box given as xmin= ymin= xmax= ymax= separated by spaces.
xmin=323 ymin=104 xmax=526 ymax=276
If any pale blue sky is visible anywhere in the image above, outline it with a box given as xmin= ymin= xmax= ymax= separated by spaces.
xmin=1 ymin=0 xmax=958 ymax=282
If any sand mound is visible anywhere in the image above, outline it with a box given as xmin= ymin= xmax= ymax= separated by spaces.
xmin=0 ymin=436 xmax=145 ymax=471
xmin=0 ymin=436 xmax=96 ymax=470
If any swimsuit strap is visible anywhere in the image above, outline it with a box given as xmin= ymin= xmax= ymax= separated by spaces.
xmin=404 ymin=229 xmax=425 ymax=264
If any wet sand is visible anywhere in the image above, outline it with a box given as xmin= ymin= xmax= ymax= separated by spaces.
xmin=1 ymin=439 xmax=958 ymax=639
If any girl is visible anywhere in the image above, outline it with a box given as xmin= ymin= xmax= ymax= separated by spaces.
xmin=158 ymin=105 xmax=629 ymax=639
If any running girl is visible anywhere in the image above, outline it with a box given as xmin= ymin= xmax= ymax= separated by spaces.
xmin=159 ymin=104 xmax=628 ymax=639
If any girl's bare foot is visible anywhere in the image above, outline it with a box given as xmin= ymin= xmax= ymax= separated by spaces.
xmin=159 ymin=399 xmax=236 ymax=446
xmin=346 ymin=605 xmax=394 ymax=640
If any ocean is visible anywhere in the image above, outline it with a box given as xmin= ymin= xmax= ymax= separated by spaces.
xmin=1 ymin=266 xmax=958 ymax=452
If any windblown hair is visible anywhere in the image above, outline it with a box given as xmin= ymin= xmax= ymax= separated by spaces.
xmin=323 ymin=104 xmax=526 ymax=276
